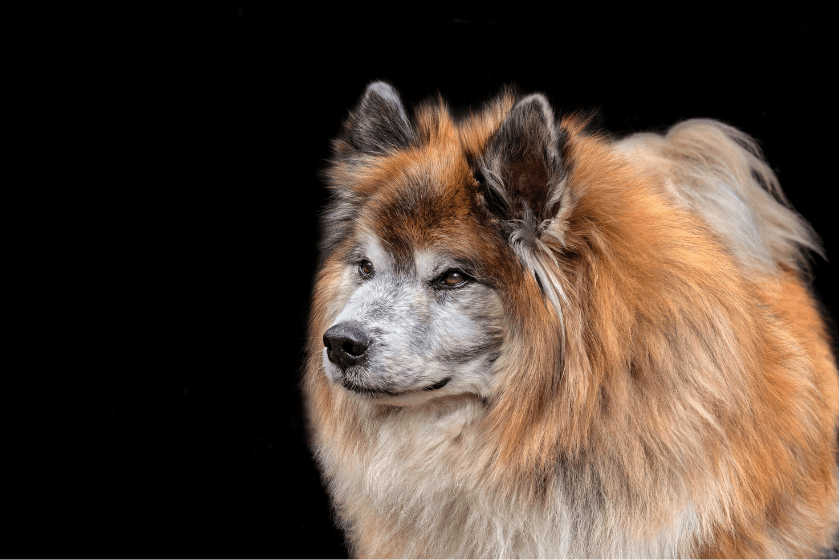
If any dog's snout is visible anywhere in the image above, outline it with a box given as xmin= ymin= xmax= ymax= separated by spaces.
xmin=323 ymin=322 xmax=371 ymax=371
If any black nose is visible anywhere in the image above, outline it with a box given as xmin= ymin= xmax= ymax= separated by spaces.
xmin=323 ymin=322 xmax=371 ymax=372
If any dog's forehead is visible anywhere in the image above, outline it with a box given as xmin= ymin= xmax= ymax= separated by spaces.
xmin=364 ymin=151 xmax=480 ymax=260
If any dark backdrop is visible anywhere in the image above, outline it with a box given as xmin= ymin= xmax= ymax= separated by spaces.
xmin=47 ymin=2 xmax=837 ymax=559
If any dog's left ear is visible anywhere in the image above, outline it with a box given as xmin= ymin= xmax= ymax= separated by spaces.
xmin=334 ymin=81 xmax=415 ymax=157
xmin=480 ymin=94 xmax=566 ymax=228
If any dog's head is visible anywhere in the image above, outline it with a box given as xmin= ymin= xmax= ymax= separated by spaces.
xmin=315 ymin=82 xmax=577 ymax=406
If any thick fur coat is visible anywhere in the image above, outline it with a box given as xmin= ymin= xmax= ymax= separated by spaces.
xmin=305 ymin=82 xmax=838 ymax=558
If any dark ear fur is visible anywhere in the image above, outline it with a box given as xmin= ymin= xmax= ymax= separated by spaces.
xmin=334 ymin=81 xmax=415 ymax=157
xmin=481 ymin=94 xmax=566 ymax=225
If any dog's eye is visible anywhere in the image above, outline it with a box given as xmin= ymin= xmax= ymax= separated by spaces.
xmin=359 ymin=260 xmax=374 ymax=277
xmin=444 ymin=271 xmax=464 ymax=284
xmin=438 ymin=269 xmax=469 ymax=288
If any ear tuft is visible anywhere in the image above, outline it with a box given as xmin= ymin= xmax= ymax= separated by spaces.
xmin=335 ymin=81 xmax=415 ymax=156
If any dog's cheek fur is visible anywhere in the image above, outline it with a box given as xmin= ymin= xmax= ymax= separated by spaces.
xmin=425 ymin=283 xmax=505 ymax=394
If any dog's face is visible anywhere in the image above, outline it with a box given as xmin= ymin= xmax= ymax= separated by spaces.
xmin=318 ymin=82 xmax=571 ymax=406
xmin=322 ymin=233 xmax=505 ymax=405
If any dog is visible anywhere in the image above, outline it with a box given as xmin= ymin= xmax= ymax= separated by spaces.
xmin=304 ymin=82 xmax=838 ymax=558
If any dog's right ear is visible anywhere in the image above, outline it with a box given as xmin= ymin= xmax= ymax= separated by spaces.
xmin=333 ymin=82 xmax=415 ymax=157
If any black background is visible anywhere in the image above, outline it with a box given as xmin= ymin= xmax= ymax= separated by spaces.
xmin=43 ymin=2 xmax=837 ymax=559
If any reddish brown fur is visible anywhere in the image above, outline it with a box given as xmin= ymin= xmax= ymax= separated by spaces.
xmin=306 ymin=91 xmax=838 ymax=558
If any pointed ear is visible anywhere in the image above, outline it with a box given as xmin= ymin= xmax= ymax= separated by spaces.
xmin=334 ymin=81 xmax=415 ymax=157
xmin=480 ymin=93 xmax=566 ymax=225
xmin=478 ymin=94 xmax=572 ymax=326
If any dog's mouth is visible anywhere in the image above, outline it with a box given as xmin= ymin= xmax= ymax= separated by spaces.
xmin=341 ymin=379 xmax=398 ymax=396
xmin=341 ymin=377 xmax=451 ymax=396
xmin=424 ymin=377 xmax=450 ymax=391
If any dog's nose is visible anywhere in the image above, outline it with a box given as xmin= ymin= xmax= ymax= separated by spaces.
xmin=323 ymin=322 xmax=371 ymax=371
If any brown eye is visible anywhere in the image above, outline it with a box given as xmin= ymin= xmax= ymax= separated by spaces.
xmin=359 ymin=260 xmax=374 ymax=276
xmin=442 ymin=270 xmax=467 ymax=286
xmin=445 ymin=271 xmax=463 ymax=284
